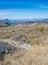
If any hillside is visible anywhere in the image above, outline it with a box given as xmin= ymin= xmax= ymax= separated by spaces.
xmin=0 ymin=19 xmax=12 ymax=27
xmin=0 ymin=23 xmax=48 ymax=65
xmin=1 ymin=46 xmax=48 ymax=65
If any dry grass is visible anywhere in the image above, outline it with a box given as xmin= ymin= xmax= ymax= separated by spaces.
xmin=0 ymin=46 xmax=48 ymax=65
xmin=0 ymin=23 xmax=48 ymax=65
xmin=0 ymin=23 xmax=48 ymax=40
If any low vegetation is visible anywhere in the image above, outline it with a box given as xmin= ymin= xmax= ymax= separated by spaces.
xmin=0 ymin=46 xmax=48 ymax=65
xmin=0 ymin=23 xmax=48 ymax=65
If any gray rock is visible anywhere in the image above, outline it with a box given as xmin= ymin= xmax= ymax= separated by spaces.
xmin=0 ymin=40 xmax=16 ymax=54
xmin=12 ymin=34 xmax=24 ymax=41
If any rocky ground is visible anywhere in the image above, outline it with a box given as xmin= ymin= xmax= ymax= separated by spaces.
xmin=0 ymin=23 xmax=48 ymax=65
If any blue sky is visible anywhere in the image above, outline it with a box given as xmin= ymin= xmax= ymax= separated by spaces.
xmin=0 ymin=0 xmax=48 ymax=19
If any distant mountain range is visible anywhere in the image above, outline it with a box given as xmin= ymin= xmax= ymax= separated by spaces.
xmin=10 ymin=18 xmax=48 ymax=24
xmin=0 ymin=19 xmax=12 ymax=27
xmin=0 ymin=18 xmax=48 ymax=27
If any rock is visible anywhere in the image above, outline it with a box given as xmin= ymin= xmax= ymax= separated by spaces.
xmin=0 ymin=40 xmax=16 ymax=54
xmin=12 ymin=34 xmax=24 ymax=41
xmin=20 ymin=43 xmax=31 ymax=50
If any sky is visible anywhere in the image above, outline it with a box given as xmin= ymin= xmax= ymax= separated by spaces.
xmin=0 ymin=0 xmax=48 ymax=19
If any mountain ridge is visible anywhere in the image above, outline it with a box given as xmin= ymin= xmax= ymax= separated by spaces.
xmin=0 ymin=18 xmax=48 ymax=27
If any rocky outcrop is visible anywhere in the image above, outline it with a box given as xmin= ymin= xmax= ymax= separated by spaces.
xmin=0 ymin=39 xmax=31 ymax=54
xmin=0 ymin=40 xmax=16 ymax=54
